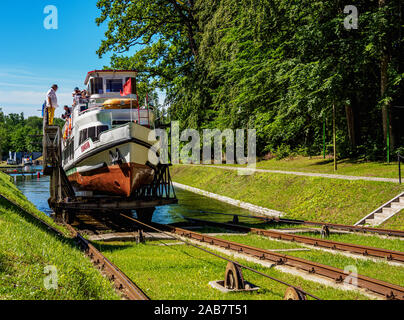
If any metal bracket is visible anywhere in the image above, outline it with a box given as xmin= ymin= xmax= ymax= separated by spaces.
xmin=109 ymin=148 xmax=125 ymax=165
xmin=225 ymin=262 xmax=245 ymax=290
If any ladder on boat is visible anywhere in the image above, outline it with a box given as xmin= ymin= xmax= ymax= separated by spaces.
xmin=42 ymin=122 xmax=76 ymax=208
xmin=136 ymin=93 xmax=150 ymax=127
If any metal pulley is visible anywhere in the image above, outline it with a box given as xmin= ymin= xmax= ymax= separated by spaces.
xmin=136 ymin=229 xmax=145 ymax=244
xmin=224 ymin=262 xmax=245 ymax=290
xmin=321 ymin=225 xmax=330 ymax=238
xmin=284 ymin=286 xmax=307 ymax=300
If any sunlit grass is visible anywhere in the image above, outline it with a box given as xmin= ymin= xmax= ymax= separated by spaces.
xmin=0 ymin=202 xmax=119 ymax=300
xmin=0 ymin=172 xmax=68 ymax=235
xmin=210 ymin=156 xmax=401 ymax=179
xmin=95 ymin=239 xmax=371 ymax=300
xmin=171 ymin=166 xmax=404 ymax=226
xmin=214 ymin=234 xmax=404 ymax=287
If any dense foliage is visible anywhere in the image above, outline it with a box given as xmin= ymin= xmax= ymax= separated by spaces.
xmin=0 ymin=109 xmax=64 ymax=156
xmin=96 ymin=0 xmax=403 ymax=159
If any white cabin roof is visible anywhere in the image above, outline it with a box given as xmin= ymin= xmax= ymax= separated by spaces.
xmin=84 ymin=70 xmax=138 ymax=85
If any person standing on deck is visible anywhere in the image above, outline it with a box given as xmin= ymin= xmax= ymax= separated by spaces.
xmin=46 ymin=84 xmax=59 ymax=125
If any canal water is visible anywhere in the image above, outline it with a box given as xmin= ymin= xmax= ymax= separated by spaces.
xmin=14 ymin=171 xmax=254 ymax=224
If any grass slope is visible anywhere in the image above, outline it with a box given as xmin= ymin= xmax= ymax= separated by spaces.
xmin=0 ymin=172 xmax=119 ymax=300
xmin=381 ymin=210 xmax=404 ymax=231
xmin=171 ymin=166 xmax=404 ymax=226
xmin=0 ymin=172 xmax=67 ymax=235
xmin=216 ymin=156 xmax=400 ymax=179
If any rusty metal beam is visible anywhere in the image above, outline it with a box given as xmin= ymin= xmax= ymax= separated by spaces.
xmin=184 ymin=217 xmax=404 ymax=263
xmin=194 ymin=211 xmax=404 ymax=237
xmin=132 ymin=220 xmax=403 ymax=300
xmin=65 ymin=224 xmax=149 ymax=300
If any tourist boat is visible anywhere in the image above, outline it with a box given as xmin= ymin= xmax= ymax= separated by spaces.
xmin=22 ymin=157 xmax=33 ymax=166
xmin=61 ymin=70 xmax=159 ymax=197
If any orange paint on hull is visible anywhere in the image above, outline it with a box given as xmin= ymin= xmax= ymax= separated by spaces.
xmin=68 ymin=163 xmax=154 ymax=197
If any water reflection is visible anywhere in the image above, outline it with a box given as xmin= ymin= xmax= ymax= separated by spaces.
xmin=15 ymin=174 xmax=254 ymax=224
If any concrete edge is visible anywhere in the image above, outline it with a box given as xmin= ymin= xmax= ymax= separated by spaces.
xmin=173 ymin=182 xmax=285 ymax=218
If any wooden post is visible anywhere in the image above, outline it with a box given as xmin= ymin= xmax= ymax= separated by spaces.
xmin=323 ymin=115 xmax=326 ymax=159
xmin=387 ymin=110 xmax=390 ymax=163
xmin=333 ymin=104 xmax=337 ymax=171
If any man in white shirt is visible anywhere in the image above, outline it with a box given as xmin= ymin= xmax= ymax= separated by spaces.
xmin=46 ymin=84 xmax=58 ymax=125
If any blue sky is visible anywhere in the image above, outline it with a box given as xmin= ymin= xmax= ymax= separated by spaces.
xmin=0 ymin=0 xmax=115 ymax=117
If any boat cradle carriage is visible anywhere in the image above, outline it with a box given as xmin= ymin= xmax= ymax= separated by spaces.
xmin=50 ymin=70 xmax=177 ymax=220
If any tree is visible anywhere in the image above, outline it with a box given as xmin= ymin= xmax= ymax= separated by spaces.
xmin=96 ymin=0 xmax=404 ymax=159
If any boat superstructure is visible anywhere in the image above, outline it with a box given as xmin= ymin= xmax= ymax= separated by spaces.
xmin=60 ymin=70 xmax=166 ymax=199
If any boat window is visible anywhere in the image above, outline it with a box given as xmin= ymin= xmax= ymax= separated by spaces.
xmin=90 ymin=77 xmax=103 ymax=95
xmin=79 ymin=128 xmax=88 ymax=145
xmin=80 ymin=126 xmax=109 ymax=144
xmin=63 ymin=138 xmax=74 ymax=165
xmin=97 ymin=125 xmax=109 ymax=137
xmin=88 ymin=127 xmax=96 ymax=140
xmin=106 ymin=79 xmax=123 ymax=93
xmin=112 ymin=120 xmax=131 ymax=126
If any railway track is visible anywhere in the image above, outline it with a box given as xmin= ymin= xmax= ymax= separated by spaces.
xmin=118 ymin=214 xmax=321 ymax=300
xmin=120 ymin=214 xmax=404 ymax=300
xmin=183 ymin=217 xmax=404 ymax=263
xmin=195 ymin=210 xmax=404 ymax=238
xmin=64 ymin=224 xmax=149 ymax=300
xmin=4 ymin=190 xmax=404 ymax=300
xmin=0 ymin=195 xmax=149 ymax=301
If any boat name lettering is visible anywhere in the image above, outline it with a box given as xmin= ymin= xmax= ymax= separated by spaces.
xmin=81 ymin=142 xmax=90 ymax=152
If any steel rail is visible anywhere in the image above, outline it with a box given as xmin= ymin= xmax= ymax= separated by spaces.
xmin=193 ymin=210 xmax=404 ymax=237
xmin=174 ymin=226 xmax=404 ymax=300
xmin=184 ymin=217 xmax=404 ymax=263
xmin=0 ymin=194 xmax=149 ymax=301
xmin=64 ymin=224 xmax=149 ymax=301
xmin=120 ymin=214 xmax=321 ymax=300
xmin=121 ymin=215 xmax=404 ymax=300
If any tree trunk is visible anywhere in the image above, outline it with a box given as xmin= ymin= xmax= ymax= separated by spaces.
xmin=345 ymin=104 xmax=356 ymax=147
xmin=380 ymin=0 xmax=394 ymax=150
xmin=333 ymin=104 xmax=337 ymax=171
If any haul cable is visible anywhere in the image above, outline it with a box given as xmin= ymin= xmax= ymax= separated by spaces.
xmin=64 ymin=224 xmax=149 ymax=300
xmin=121 ymin=214 xmax=404 ymax=300
xmin=120 ymin=214 xmax=321 ymax=300
xmin=192 ymin=210 xmax=404 ymax=238
xmin=183 ymin=217 xmax=404 ymax=263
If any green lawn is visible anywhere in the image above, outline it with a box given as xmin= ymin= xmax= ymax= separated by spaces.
xmin=0 ymin=172 xmax=68 ymax=235
xmin=171 ymin=166 xmax=404 ymax=226
xmin=95 ymin=239 xmax=370 ymax=300
xmin=0 ymin=171 xmax=120 ymax=300
xmin=0 ymin=200 xmax=119 ymax=300
xmin=212 ymin=155 xmax=401 ymax=179
xmin=381 ymin=210 xmax=404 ymax=231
